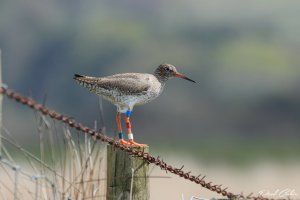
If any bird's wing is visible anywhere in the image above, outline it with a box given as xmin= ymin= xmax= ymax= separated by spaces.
xmin=99 ymin=75 xmax=150 ymax=95
xmin=74 ymin=73 xmax=151 ymax=95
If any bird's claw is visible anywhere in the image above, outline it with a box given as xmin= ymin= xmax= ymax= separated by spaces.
xmin=128 ymin=139 xmax=148 ymax=148
xmin=119 ymin=139 xmax=129 ymax=145
xmin=118 ymin=139 xmax=147 ymax=148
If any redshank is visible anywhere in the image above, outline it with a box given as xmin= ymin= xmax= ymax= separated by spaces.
xmin=74 ymin=64 xmax=196 ymax=147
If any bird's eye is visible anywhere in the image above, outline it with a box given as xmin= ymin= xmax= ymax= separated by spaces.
xmin=166 ymin=67 xmax=171 ymax=71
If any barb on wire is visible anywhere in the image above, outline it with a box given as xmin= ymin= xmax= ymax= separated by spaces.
xmin=0 ymin=87 xmax=272 ymax=200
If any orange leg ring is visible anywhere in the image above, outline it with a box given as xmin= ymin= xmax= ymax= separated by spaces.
xmin=124 ymin=111 xmax=147 ymax=148
xmin=116 ymin=112 xmax=128 ymax=145
xmin=125 ymin=117 xmax=132 ymax=133
xmin=116 ymin=112 xmax=123 ymax=133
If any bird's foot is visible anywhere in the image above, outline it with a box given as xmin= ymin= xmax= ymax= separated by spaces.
xmin=119 ymin=139 xmax=130 ymax=145
xmin=118 ymin=139 xmax=147 ymax=148
xmin=128 ymin=139 xmax=148 ymax=148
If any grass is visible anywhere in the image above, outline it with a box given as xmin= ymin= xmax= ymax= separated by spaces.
xmin=0 ymin=111 xmax=107 ymax=200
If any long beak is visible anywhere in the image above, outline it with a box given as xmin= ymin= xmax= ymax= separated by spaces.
xmin=175 ymin=73 xmax=196 ymax=83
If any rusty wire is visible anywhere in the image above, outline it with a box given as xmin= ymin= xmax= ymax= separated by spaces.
xmin=0 ymin=87 xmax=277 ymax=200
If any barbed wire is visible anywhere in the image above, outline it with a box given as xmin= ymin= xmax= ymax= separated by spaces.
xmin=0 ymin=86 xmax=278 ymax=200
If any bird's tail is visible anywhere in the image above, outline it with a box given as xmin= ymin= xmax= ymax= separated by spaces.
xmin=74 ymin=74 xmax=85 ymax=79
xmin=73 ymin=74 xmax=97 ymax=83
xmin=73 ymin=74 xmax=99 ymax=92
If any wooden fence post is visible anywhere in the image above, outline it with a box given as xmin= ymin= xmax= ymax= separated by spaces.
xmin=106 ymin=146 xmax=150 ymax=200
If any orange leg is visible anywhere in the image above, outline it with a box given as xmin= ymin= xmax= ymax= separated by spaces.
xmin=125 ymin=111 xmax=147 ymax=148
xmin=116 ymin=112 xmax=128 ymax=145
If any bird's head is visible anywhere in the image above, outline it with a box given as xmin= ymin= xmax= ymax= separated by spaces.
xmin=154 ymin=64 xmax=196 ymax=83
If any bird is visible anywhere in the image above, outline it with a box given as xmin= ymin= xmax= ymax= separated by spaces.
xmin=74 ymin=64 xmax=196 ymax=148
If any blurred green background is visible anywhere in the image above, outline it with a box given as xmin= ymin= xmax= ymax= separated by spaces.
xmin=1 ymin=0 xmax=300 ymax=167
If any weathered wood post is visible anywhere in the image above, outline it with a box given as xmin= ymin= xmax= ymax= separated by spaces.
xmin=107 ymin=146 xmax=150 ymax=200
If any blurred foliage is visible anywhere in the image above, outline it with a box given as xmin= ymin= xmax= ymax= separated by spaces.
xmin=1 ymin=0 xmax=300 ymax=165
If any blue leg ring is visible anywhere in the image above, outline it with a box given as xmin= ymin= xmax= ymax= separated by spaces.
xmin=126 ymin=110 xmax=132 ymax=118
xmin=118 ymin=133 xmax=124 ymax=139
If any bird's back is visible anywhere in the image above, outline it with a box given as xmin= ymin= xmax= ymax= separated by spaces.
xmin=74 ymin=73 xmax=163 ymax=109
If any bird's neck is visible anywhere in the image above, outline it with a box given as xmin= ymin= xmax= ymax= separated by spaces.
xmin=153 ymin=70 xmax=168 ymax=84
